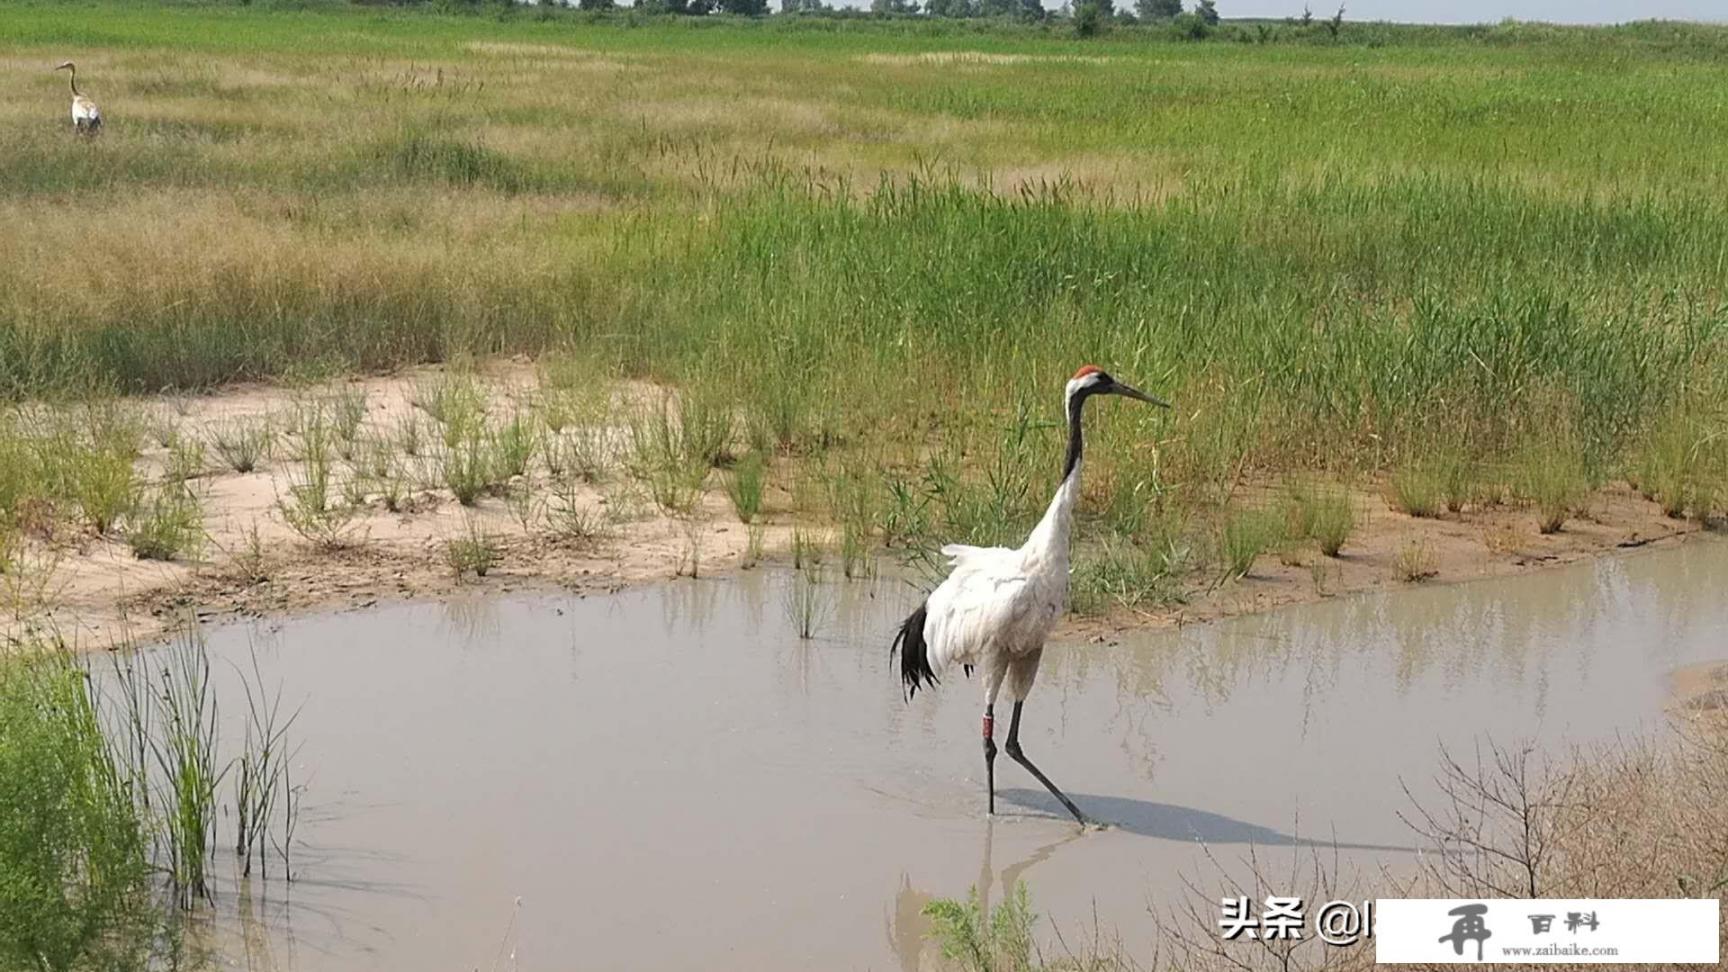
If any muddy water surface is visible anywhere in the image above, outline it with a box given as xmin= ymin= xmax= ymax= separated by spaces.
xmin=179 ymin=542 xmax=1728 ymax=970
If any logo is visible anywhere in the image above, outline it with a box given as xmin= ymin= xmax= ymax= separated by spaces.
xmin=1438 ymin=903 xmax=1491 ymax=961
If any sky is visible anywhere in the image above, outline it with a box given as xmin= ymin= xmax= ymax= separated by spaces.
xmin=1208 ymin=0 xmax=1724 ymax=23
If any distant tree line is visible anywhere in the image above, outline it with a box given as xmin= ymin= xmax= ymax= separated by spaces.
xmin=371 ymin=0 xmax=1438 ymax=46
xmin=399 ymin=0 xmax=1228 ymax=25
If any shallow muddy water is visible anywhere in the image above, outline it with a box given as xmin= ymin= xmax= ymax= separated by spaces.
xmin=169 ymin=541 xmax=1728 ymax=971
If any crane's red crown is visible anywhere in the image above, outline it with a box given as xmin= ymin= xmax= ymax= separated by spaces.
xmin=1071 ymin=365 xmax=1102 ymax=380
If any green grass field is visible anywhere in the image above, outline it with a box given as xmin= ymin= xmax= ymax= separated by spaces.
xmin=3 ymin=1 xmax=1727 ymax=578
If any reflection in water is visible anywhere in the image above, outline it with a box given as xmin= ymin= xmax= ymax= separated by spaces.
xmin=886 ymin=874 xmax=933 ymax=972
xmin=887 ymin=818 xmax=1087 ymax=972
xmin=123 ymin=539 xmax=1728 ymax=972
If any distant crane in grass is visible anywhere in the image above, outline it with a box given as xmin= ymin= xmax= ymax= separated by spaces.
xmin=892 ymin=365 xmax=1169 ymax=825
xmin=55 ymin=61 xmax=102 ymax=135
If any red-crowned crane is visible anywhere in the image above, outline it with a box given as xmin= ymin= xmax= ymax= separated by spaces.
xmin=55 ymin=62 xmax=102 ymax=135
xmin=892 ymin=365 xmax=1169 ymax=826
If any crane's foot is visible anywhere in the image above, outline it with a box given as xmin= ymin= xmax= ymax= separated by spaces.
xmin=1005 ymin=739 xmax=1088 ymax=825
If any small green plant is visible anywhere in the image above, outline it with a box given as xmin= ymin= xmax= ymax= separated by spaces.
xmin=676 ymin=386 xmax=734 ymax=468
xmin=1437 ymin=451 xmax=1473 ymax=513
xmin=80 ymin=400 xmax=144 ymax=461
xmin=278 ymin=451 xmax=359 ymax=550
xmin=1517 ymin=446 xmax=1589 ymax=534
xmin=535 ymin=352 xmax=616 ymax=448
xmin=0 ymin=531 xmax=64 ymax=623
xmin=233 ymin=648 xmax=300 ymax=881
xmin=327 ymin=387 xmax=368 ymax=442
xmin=491 ymin=412 xmax=538 ymax=484
xmin=395 ymin=414 xmax=426 ymax=458
xmin=782 ymin=565 xmax=832 ymax=639
xmin=676 ymin=513 xmax=707 ymax=578
xmin=165 ymin=433 xmax=207 ymax=484
xmin=377 ymin=459 xmax=414 ymax=513
xmin=548 ymin=481 xmax=609 ymax=544
xmin=1395 ymin=538 xmax=1437 ymax=582
xmin=923 ymin=882 xmax=1037 ymax=972
xmin=414 ymin=372 xmax=486 ymax=441
xmin=227 ymin=518 xmax=272 ymax=585
xmin=211 ymin=418 xmax=274 ymax=473
xmin=1219 ymin=506 xmax=1285 ymax=582
xmin=504 ymin=481 xmax=540 ymax=532
xmin=628 ymin=401 xmax=712 ymax=515
xmin=557 ymin=429 xmax=610 ymax=483
xmin=829 ymin=463 xmax=877 ymax=579
xmin=1291 ymin=485 xmax=1356 ymax=558
xmin=352 ymin=431 xmax=398 ymax=482
xmin=147 ymin=412 xmax=181 ymax=450
xmin=790 ymin=526 xmax=823 ymax=570
xmin=127 ymin=487 xmax=205 ymax=562
xmin=439 ymin=420 xmax=495 ymax=507
xmin=341 ymin=469 xmax=373 ymax=508
xmin=881 ymin=471 xmax=933 ymax=549
xmin=70 ymin=446 xmax=138 ymax=535
xmin=743 ymin=522 xmax=766 ymax=568
xmin=647 ymin=458 xmax=706 ymax=516
xmin=446 ymin=519 xmax=502 ymax=578
xmin=726 ymin=452 xmax=766 ymax=523
xmin=1389 ymin=463 xmax=1445 ymax=518
xmin=290 ymin=408 xmax=336 ymax=465
xmin=151 ymin=630 xmax=225 ymax=910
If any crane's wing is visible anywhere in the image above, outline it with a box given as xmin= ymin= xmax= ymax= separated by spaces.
xmin=940 ymin=543 xmax=1006 ymax=566
xmin=922 ymin=546 xmax=1039 ymax=678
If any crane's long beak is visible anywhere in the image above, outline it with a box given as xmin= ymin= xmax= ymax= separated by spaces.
xmin=1111 ymin=381 xmax=1170 ymax=408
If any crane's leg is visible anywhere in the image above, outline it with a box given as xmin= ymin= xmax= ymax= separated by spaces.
xmin=983 ymin=704 xmax=996 ymax=815
xmin=1005 ymin=701 xmax=1088 ymax=826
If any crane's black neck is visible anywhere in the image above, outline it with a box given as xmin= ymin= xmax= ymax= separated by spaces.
xmin=1062 ymin=387 xmax=1099 ymax=482
xmin=66 ymin=68 xmax=79 ymax=96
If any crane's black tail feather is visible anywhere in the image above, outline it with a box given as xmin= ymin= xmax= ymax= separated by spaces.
xmin=892 ymin=602 xmax=937 ymax=700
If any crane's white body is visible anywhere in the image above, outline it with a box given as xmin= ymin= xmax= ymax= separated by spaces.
xmin=71 ymin=94 xmax=100 ymax=132
xmin=921 ymin=467 xmax=1080 ymax=705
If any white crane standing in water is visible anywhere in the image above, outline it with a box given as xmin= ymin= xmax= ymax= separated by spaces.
xmin=892 ymin=365 xmax=1169 ymax=825
xmin=55 ymin=62 xmax=102 ymax=135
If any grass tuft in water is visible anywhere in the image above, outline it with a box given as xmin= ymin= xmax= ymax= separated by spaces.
xmin=233 ymin=648 xmax=301 ymax=881
xmin=149 ymin=629 xmax=225 ymax=910
xmin=783 ymin=566 xmax=833 ymax=639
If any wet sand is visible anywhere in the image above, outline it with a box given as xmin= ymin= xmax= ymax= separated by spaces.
xmin=3 ymin=361 xmax=1708 ymax=654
